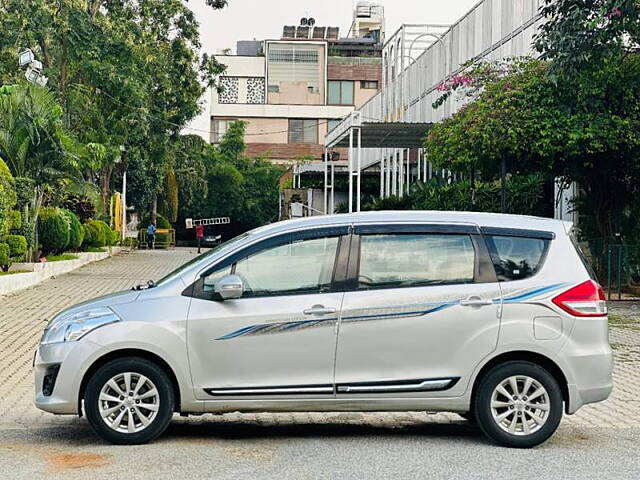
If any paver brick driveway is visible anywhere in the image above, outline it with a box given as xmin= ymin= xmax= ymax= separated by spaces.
xmin=0 ymin=249 xmax=639 ymax=479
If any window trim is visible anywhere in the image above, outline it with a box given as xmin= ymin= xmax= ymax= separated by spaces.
xmin=480 ymin=226 xmax=555 ymax=241
xmin=288 ymin=118 xmax=319 ymax=144
xmin=345 ymin=225 xmax=497 ymax=292
xmin=186 ymin=226 xmax=350 ymax=300
xmin=327 ymin=80 xmax=355 ymax=106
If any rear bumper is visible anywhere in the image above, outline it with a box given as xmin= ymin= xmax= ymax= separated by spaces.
xmin=564 ymin=348 xmax=614 ymax=414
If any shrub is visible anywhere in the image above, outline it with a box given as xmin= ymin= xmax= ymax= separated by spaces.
xmin=0 ymin=158 xmax=17 ymax=238
xmin=8 ymin=210 xmax=21 ymax=231
xmin=13 ymin=177 xmax=35 ymax=210
xmin=61 ymin=209 xmax=84 ymax=250
xmin=38 ymin=207 xmax=70 ymax=255
xmin=92 ymin=220 xmax=117 ymax=246
xmin=13 ymin=220 xmax=35 ymax=250
xmin=61 ymin=193 xmax=97 ymax=223
xmin=82 ymin=220 xmax=106 ymax=248
xmin=0 ymin=242 xmax=9 ymax=271
xmin=4 ymin=235 xmax=27 ymax=261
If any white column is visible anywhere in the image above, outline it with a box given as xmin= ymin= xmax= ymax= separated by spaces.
xmin=379 ymin=154 xmax=384 ymax=199
xmin=323 ymin=147 xmax=328 ymax=214
xmin=348 ymin=128 xmax=354 ymax=213
xmin=399 ymin=149 xmax=404 ymax=198
xmin=357 ymin=127 xmax=362 ymax=212
xmin=121 ymin=171 xmax=127 ymax=242
xmin=391 ymin=149 xmax=397 ymax=196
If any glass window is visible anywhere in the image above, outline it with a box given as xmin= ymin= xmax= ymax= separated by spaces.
xmin=358 ymin=234 xmax=476 ymax=289
xmin=327 ymin=119 xmax=341 ymax=132
xmin=288 ymin=119 xmax=318 ymax=143
xmin=486 ymin=236 xmax=550 ymax=281
xmin=360 ymin=80 xmax=378 ymax=89
xmin=203 ymin=236 xmax=340 ymax=297
xmin=212 ymin=119 xmax=234 ymax=143
xmin=327 ymin=80 xmax=354 ymax=105
xmin=227 ymin=236 xmax=339 ymax=297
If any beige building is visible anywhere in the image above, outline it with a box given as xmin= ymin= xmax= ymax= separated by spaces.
xmin=209 ymin=9 xmax=384 ymax=165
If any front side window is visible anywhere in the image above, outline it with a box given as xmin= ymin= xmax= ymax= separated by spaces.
xmin=328 ymin=80 xmax=354 ymax=105
xmin=204 ymin=235 xmax=339 ymax=297
xmin=288 ymin=119 xmax=318 ymax=143
xmin=486 ymin=235 xmax=550 ymax=281
xmin=358 ymin=234 xmax=476 ymax=289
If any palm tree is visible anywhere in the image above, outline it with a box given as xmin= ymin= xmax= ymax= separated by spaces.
xmin=0 ymin=83 xmax=79 ymax=225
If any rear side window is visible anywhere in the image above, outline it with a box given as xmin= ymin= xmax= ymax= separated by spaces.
xmin=357 ymin=234 xmax=476 ymax=289
xmin=486 ymin=235 xmax=550 ymax=281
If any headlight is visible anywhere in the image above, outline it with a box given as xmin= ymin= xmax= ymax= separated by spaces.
xmin=41 ymin=307 xmax=121 ymax=345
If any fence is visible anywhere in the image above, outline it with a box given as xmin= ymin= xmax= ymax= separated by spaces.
xmin=604 ymin=244 xmax=640 ymax=301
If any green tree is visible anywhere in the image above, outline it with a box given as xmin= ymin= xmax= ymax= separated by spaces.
xmin=535 ymin=0 xmax=640 ymax=78
xmin=425 ymin=57 xmax=640 ymax=243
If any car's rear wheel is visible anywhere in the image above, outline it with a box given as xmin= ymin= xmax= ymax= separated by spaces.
xmin=84 ymin=357 xmax=174 ymax=445
xmin=474 ymin=361 xmax=563 ymax=448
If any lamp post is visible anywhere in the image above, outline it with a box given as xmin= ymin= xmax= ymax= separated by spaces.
xmin=119 ymin=146 xmax=129 ymax=242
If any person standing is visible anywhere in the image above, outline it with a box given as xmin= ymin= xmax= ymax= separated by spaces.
xmin=146 ymin=221 xmax=156 ymax=249
xmin=195 ymin=223 xmax=204 ymax=254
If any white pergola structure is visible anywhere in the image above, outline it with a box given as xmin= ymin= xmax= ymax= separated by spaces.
xmin=323 ymin=110 xmax=432 ymax=213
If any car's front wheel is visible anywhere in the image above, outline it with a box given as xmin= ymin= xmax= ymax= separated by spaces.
xmin=474 ymin=361 xmax=563 ymax=448
xmin=84 ymin=357 xmax=175 ymax=444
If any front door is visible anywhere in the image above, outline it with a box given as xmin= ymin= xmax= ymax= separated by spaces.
xmin=335 ymin=224 xmax=502 ymax=398
xmin=187 ymin=227 xmax=348 ymax=400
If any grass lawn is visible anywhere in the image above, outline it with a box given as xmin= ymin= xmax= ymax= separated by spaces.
xmin=0 ymin=270 xmax=30 ymax=276
xmin=46 ymin=254 xmax=79 ymax=262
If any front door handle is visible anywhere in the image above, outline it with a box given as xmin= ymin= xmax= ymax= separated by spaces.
xmin=459 ymin=296 xmax=494 ymax=307
xmin=303 ymin=305 xmax=337 ymax=316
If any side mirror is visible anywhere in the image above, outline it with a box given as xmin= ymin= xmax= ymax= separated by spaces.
xmin=214 ymin=274 xmax=244 ymax=300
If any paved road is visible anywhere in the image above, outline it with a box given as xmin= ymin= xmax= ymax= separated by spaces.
xmin=0 ymin=249 xmax=639 ymax=479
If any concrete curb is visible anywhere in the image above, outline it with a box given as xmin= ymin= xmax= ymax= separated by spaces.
xmin=0 ymin=247 xmax=122 ymax=296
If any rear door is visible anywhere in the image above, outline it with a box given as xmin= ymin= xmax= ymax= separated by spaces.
xmin=334 ymin=223 xmax=502 ymax=398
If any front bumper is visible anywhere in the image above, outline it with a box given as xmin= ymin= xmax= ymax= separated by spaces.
xmin=33 ymin=339 xmax=101 ymax=415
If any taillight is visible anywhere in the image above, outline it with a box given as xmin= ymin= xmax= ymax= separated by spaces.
xmin=552 ymin=280 xmax=607 ymax=317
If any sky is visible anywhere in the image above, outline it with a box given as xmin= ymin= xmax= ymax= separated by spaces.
xmin=190 ymin=0 xmax=481 ymax=55
xmin=185 ymin=0 xmax=480 ymax=136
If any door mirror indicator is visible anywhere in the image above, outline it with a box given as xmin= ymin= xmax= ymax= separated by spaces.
xmin=214 ymin=274 xmax=244 ymax=300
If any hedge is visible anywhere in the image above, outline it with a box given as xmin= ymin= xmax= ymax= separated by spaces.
xmin=0 ymin=243 xmax=9 ymax=271
xmin=82 ymin=220 xmax=106 ymax=248
xmin=4 ymin=234 xmax=27 ymax=260
xmin=61 ymin=209 xmax=84 ymax=250
xmin=38 ymin=207 xmax=70 ymax=255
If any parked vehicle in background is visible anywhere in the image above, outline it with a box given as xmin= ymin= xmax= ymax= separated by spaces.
xmin=34 ymin=211 xmax=612 ymax=448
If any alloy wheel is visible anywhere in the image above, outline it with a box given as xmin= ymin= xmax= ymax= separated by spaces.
xmin=98 ymin=372 xmax=160 ymax=434
xmin=490 ymin=375 xmax=550 ymax=436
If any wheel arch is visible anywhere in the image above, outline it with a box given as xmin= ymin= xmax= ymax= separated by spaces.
xmin=470 ymin=351 xmax=570 ymax=414
xmin=78 ymin=348 xmax=182 ymax=416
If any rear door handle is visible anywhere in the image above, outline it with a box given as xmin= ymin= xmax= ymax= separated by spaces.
xmin=460 ymin=296 xmax=494 ymax=307
xmin=303 ymin=305 xmax=337 ymax=316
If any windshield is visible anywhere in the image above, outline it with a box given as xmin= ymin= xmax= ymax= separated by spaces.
xmin=154 ymin=232 xmax=251 ymax=286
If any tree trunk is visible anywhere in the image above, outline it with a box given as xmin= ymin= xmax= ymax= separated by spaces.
xmin=151 ymin=193 xmax=158 ymax=223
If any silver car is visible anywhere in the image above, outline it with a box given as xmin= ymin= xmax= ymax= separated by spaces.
xmin=34 ymin=212 xmax=613 ymax=447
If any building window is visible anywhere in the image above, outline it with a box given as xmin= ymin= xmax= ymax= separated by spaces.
xmin=327 ymin=119 xmax=342 ymax=132
xmin=247 ymin=77 xmax=265 ymax=104
xmin=267 ymin=44 xmax=322 ymax=97
xmin=213 ymin=119 xmax=234 ymax=143
xmin=328 ymin=80 xmax=354 ymax=105
xmin=360 ymin=80 xmax=378 ymax=89
xmin=288 ymin=119 xmax=318 ymax=144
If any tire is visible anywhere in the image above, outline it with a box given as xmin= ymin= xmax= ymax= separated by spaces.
xmin=459 ymin=411 xmax=476 ymax=423
xmin=474 ymin=361 xmax=563 ymax=448
xmin=84 ymin=357 xmax=175 ymax=445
